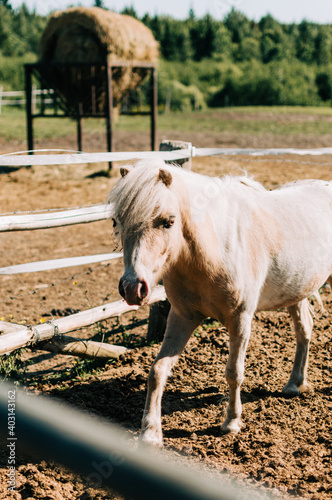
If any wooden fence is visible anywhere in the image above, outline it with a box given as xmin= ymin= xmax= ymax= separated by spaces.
xmin=1 ymin=141 xmax=332 ymax=358
xmin=2 ymin=141 xmax=330 ymax=499
xmin=0 ymin=86 xmax=53 ymax=114
xmin=0 ymin=141 xmax=193 ymax=358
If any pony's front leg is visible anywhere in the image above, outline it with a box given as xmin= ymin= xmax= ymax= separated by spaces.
xmin=221 ymin=312 xmax=252 ymax=434
xmin=283 ymin=299 xmax=313 ymax=396
xmin=140 ymin=308 xmax=201 ymax=447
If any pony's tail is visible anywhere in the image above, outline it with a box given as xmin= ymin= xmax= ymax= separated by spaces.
xmin=309 ymin=291 xmax=324 ymax=315
xmin=308 ymin=277 xmax=332 ymax=316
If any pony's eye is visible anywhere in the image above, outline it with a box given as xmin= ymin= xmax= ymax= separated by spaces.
xmin=112 ymin=218 xmax=117 ymax=228
xmin=163 ymin=216 xmax=175 ymax=229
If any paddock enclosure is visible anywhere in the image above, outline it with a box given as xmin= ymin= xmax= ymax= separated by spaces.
xmin=0 ymin=120 xmax=332 ymax=499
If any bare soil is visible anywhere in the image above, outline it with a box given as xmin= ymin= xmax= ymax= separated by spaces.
xmin=0 ymin=124 xmax=332 ymax=500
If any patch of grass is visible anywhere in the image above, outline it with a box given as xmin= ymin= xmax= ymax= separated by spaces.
xmin=0 ymin=108 xmax=75 ymax=144
xmin=1 ymin=106 xmax=332 ymax=144
xmin=102 ymin=315 xmax=148 ymax=349
xmin=70 ymin=357 xmax=107 ymax=380
xmin=0 ymin=349 xmax=30 ymax=383
xmin=155 ymin=107 xmax=332 ymax=136
xmin=39 ymin=356 xmax=111 ymax=387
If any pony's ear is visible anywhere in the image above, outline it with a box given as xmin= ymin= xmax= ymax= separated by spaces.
xmin=120 ymin=167 xmax=132 ymax=178
xmin=158 ymin=169 xmax=172 ymax=187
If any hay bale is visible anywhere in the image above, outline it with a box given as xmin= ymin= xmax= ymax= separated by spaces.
xmin=39 ymin=7 xmax=158 ymax=114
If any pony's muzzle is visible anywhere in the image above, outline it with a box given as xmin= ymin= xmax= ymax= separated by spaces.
xmin=119 ymin=276 xmax=149 ymax=305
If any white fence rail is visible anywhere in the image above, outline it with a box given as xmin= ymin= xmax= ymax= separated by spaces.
xmin=0 ymin=148 xmax=193 ymax=166
xmin=0 ymin=204 xmax=113 ymax=232
xmin=0 ymin=86 xmax=53 ymax=114
xmin=0 ymin=252 xmax=123 ymax=275
xmin=1 ymin=146 xmax=332 ymax=168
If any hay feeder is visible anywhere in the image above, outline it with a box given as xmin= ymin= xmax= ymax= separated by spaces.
xmin=25 ymin=7 xmax=159 ymax=159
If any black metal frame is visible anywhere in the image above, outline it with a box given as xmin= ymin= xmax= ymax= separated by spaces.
xmin=25 ymin=61 xmax=157 ymax=158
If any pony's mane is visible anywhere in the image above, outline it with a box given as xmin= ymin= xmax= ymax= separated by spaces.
xmin=107 ymin=160 xmax=266 ymax=237
xmin=221 ymin=174 xmax=266 ymax=192
xmin=108 ymin=159 xmax=179 ymax=234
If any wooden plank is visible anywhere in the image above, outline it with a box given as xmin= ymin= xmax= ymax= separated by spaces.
xmin=0 ymin=90 xmax=25 ymax=97
xmin=0 ymin=149 xmax=192 ymax=167
xmin=39 ymin=336 xmax=127 ymax=359
xmin=0 ymin=252 xmax=122 ymax=275
xmin=0 ymin=204 xmax=113 ymax=232
xmin=0 ymin=321 xmax=127 ymax=359
xmin=0 ymin=285 xmax=166 ymax=355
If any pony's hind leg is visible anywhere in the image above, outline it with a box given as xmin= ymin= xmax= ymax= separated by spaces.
xmin=140 ymin=308 xmax=201 ymax=447
xmin=283 ymin=299 xmax=313 ymax=396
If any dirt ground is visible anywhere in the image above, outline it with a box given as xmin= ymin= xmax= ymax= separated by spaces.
xmin=0 ymin=123 xmax=332 ymax=500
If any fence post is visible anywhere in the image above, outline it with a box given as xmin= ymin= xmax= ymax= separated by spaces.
xmin=147 ymin=140 xmax=193 ymax=343
xmin=150 ymin=67 xmax=157 ymax=151
xmin=0 ymin=85 xmax=2 ymax=115
xmin=25 ymin=65 xmax=34 ymax=154
xmin=159 ymin=139 xmax=192 ymax=170
xmin=32 ymin=83 xmax=37 ymax=114
xmin=106 ymin=62 xmax=113 ymax=171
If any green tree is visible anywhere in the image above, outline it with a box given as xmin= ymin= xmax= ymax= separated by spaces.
xmin=224 ymin=8 xmax=252 ymax=44
xmin=213 ymin=24 xmax=233 ymax=59
xmin=189 ymin=14 xmax=218 ymax=60
xmin=296 ymin=21 xmax=317 ymax=63
xmin=158 ymin=18 xmax=192 ymax=61
xmin=120 ymin=6 xmax=138 ymax=18
xmin=94 ymin=0 xmax=105 ymax=8
xmin=315 ymin=26 xmax=332 ymax=65
xmin=237 ymin=37 xmax=261 ymax=61
xmin=259 ymin=15 xmax=287 ymax=63
xmin=0 ymin=0 xmax=12 ymax=10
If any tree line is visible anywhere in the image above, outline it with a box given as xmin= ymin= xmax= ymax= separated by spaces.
xmin=0 ymin=1 xmax=332 ymax=107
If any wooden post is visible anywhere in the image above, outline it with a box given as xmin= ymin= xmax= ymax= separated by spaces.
xmin=38 ymin=335 xmax=127 ymax=360
xmin=159 ymin=140 xmax=192 ymax=170
xmin=77 ymin=113 xmax=83 ymax=152
xmin=32 ymin=84 xmax=37 ymax=114
xmin=91 ymin=65 xmax=96 ymax=115
xmin=147 ymin=300 xmax=170 ymax=344
xmin=25 ymin=65 xmax=34 ymax=154
xmin=147 ymin=140 xmax=193 ymax=343
xmin=106 ymin=63 xmax=113 ymax=171
xmin=0 ymin=85 xmax=3 ymax=115
xmin=165 ymin=87 xmax=171 ymax=113
xmin=77 ymin=69 xmax=83 ymax=152
xmin=150 ymin=67 xmax=157 ymax=151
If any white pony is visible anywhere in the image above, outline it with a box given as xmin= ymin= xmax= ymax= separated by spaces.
xmin=108 ymin=160 xmax=332 ymax=446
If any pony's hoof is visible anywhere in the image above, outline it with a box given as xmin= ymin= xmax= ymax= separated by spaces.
xmin=282 ymin=382 xmax=300 ymax=397
xmin=221 ymin=417 xmax=243 ymax=434
xmin=282 ymin=384 xmax=300 ymax=397
xmin=139 ymin=429 xmax=163 ymax=447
